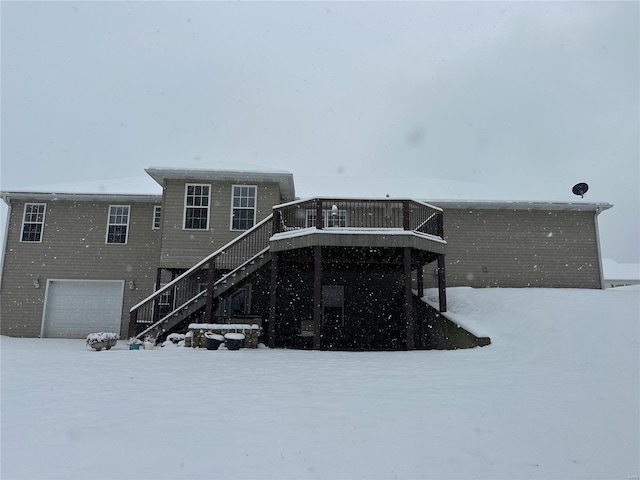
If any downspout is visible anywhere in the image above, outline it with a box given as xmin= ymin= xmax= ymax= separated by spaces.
xmin=594 ymin=207 xmax=606 ymax=290
xmin=0 ymin=199 xmax=12 ymax=290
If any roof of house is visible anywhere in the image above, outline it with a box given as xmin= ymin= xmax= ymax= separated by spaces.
xmin=0 ymin=191 xmax=161 ymax=203
xmin=0 ymin=167 xmax=611 ymax=213
xmin=425 ymin=199 xmax=612 ymax=213
xmin=293 ymin=174 xmax=613 ymax=213
xmin=147 ymin=158 xmax=293 ymax=176
xmin=0 ymin=162 xmax=296 ymax=204
xmin=145 ymin=168 xmax=295 ymax=202
xmin=0 ymin=174 xmax=162 ymax=202
xmin=144 ymin=159 xmax=296 ymax=201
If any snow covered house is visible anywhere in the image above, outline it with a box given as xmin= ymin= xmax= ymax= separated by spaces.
xmin=0 ymin=164 xmax=611 ymax=350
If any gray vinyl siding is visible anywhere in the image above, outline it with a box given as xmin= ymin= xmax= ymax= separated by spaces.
xmin=0 ymin=199 xmax=161 ymax=337
xmin=158 ymin=178 xmax=282 ymax=268
xmin=423 ymin=208 xmax=603 ymax=289
xmin=0 ymin=191 xmax=607 ymax=339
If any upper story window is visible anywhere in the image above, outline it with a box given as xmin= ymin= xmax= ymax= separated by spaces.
xmin=153 ymin=206 xmax=161 ymax=229
xmin=305 ymin=208 xmax=347 ymax=228
xmin=231 ymin=185 xmax=257 ymax=231
xmin=21 ymin=203 xmax=46 ymax=242
xmin=184 ymin=184 xmax=210 ymax=230
xmin=106 ymin=205 xmax=130 ymax=244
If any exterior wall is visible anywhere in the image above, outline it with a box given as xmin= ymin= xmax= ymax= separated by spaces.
xmin=423 ymin=208 xmax=604 ymax=289
xmin=0 ymin=198 xmax=161 ymax=337
xmin=158 ymin=178 xmax=282 ymax=268
xmin=0 ymin=184 xmax=609 ymax=340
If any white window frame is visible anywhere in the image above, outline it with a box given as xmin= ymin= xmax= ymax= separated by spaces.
xmin=21 ymin=203 xmax=47 ymax=243
xmin=326 ymin=209 xmax=347 ymax=228
xmin=305 ymin=209 xmax=347 ymax=228
xmin=105 ymin=205 xmax=130 ymax=244
xmin=305 ymin=209 xmax=318 ymax=228
xmin=152 ymin=206 xmax=162 ymax=229
xmin=230 ymin=185 xmax=257 ymax=231
xmin=183 ymin=184 xmax=211 ymax=230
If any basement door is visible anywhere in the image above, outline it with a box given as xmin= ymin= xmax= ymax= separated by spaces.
xmin=41 ymin=280 xmax=125 ymax=338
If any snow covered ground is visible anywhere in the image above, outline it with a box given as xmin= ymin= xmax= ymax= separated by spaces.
xmin=1 ymin=286 xmax=638 ymax=479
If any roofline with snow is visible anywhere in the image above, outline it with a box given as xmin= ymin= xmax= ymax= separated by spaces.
xmin=276 ymin=197 xmax=612 ymax=213
xmin=0 ymin=191 xmax=613 ymax=213
xmin=0 ymin=191 xmax=162 ymax=205
xmin=144 ymin=167 xmax=296 ymax=202
xmin=424 ymin=199 xmax=613 ymax=213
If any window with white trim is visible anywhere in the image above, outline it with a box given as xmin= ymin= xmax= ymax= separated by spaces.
xmin=305 ymin=209 xmax=347 ymax=228
xmin=305 ymin=209 xmax=318 ymax=228
xmin=153 ymin=206 xmax=161 ymax=229
xmin=231 ymin=185 xmax=257 ymax=230
xmin=184 ymin=184 xmax=210 ymax=230
xmin=106 ymin=205 xmax=130 ymax=244
xmin=326 ymin=209 xmax=347 ymax=228
xmin=21 ymin=203 xmax=46 ymax=242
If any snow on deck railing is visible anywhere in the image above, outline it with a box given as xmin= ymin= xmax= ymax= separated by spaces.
xmin=272 ymin=198 xmax=443 ymax=237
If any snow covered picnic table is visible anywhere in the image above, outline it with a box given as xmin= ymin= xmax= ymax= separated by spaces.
xmin=187 ymin=323 xmax=261 ymax=349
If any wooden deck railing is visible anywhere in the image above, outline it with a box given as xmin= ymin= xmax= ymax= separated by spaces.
xmin=273 ymin=198 xmax=443 ymax=237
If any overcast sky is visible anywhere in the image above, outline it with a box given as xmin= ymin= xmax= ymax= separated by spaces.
xmin=1 ymin=1 xmax=638 ymax=262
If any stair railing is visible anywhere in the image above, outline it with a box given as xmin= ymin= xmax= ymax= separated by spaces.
xmin=128 ymin=214 xmax=273 ymax=337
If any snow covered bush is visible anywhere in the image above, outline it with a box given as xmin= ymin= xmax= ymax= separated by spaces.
xmin=85 ymin=332 xmax=118 ymax=346
xmin=86 ymin=332 xmax=118 ymax=351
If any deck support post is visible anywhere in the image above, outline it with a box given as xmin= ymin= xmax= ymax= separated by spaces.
xmin=268 ymin=252 xmax=279 ymax=348
xmin=437 ymin=254 xmax=447 ymax=313
xmin=402 ymin=201 xmax=410 ymax=230
xmin=315 ymin=199 xmax=323 ymax=230
xmin=437 ymin=212 xmax=444 ymax=238
xmin=128 ymin=311 xmax=138 ymax=338
xmin=205 ymin=258 xmax=216 ymax=323
xmin=155 ymin=268 xmax=163 ymax=291
xmin=417 ymin=262 xmax=424 ymax=299
xmin=153 ymin=268 xmax=163 ymax=323
xmin=404 ymin=247 xmax=415 ymax=350
xmin=313 ymin=245 xmax=322 ymax=350
xmin=272 ymin=210 xmax=281 ymax=235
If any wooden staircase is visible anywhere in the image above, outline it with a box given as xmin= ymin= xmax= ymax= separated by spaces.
xmin=135 ymin=250 xmax=272 ymax=342
xmin=129 ymin=214 xmax=274 ymax=340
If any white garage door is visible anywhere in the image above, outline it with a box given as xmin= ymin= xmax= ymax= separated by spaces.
xmin=42 ymin=280 xmax=125 ymax=338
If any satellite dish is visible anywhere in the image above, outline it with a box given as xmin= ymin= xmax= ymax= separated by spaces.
xmin=572 ymin=182 xmax=589 ymax=198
